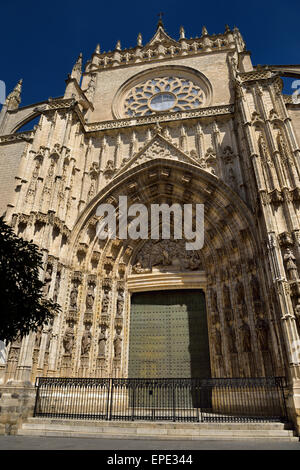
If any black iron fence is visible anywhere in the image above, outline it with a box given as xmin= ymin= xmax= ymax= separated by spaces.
xmin=34 ymin=376 xmax=288 ymax=423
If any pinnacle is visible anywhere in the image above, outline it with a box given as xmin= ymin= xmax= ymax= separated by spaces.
xmin=202 ymin=26 xmax=208 ymax=36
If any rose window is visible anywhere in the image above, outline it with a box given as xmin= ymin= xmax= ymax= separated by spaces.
xmin=124 ymin=77 xmax=205 ymax=117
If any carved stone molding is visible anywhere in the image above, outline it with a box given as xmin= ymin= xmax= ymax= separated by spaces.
xmin=0 ymin=131 xmax=35 ymax=145
xmin=86 ymin=105 xmax=234 ymax=133
xmin=12 ymin=211 xmax=71 ymax=238
xmin=87 ymin=26 xmax=238 ymax=81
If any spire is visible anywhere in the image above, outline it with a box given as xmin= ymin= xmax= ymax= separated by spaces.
xmin=179 ymin=26 xmax=185 ymax=39
xmin=95 ymin=44 xmax=100 ymax=54
xmin=157 ymin=12 xmax=164 ymax=30
xmin=115 ymin=40 xmax=121 ymax=51
xmin=137 ymin=33 xmax=142 ymax=47
xmin=225 ymin=24 xmax=231 ymax=33
xmin=5 ymin=79 xmax=22 ymax=110
xmin=71 ymin=53 xmax=82 ymax=82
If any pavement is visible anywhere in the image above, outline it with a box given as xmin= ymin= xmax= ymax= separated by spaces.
xmin=0 ymin=435 xmax=299 ymax=450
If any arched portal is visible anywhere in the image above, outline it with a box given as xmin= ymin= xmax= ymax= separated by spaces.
xmin=50 ymin=158 xmax=285 ymax=382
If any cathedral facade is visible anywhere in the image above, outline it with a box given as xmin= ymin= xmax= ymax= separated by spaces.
xmin=1 ymin=22 xmax=300 ymax=432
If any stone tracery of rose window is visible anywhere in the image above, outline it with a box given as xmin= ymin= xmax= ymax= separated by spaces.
xmin=124 ymin=76 xmax=206 ymax=117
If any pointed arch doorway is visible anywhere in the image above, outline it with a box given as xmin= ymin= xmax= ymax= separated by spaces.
xmin=128 ymin=288 xmax=211 ymax=379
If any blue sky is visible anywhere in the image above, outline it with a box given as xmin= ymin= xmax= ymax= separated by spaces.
xmin=1 ymin=0 xmax=299 ymax=108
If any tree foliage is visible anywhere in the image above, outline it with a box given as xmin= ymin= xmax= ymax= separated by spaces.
xmin=0 ymin=216 xmax=60 ymax=343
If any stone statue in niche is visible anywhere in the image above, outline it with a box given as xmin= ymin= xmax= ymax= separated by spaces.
xmin=222 ymin=146 xmax=235 ymax=164
xmin=113 ymin=327 xmax=122 ymax=359
xmin=223 ymin=285 xmax=232 ymax=310
xmin=214 ymin=328 xmax=222 ymax=356
xmin=87 ymin=180 xmax=96 ymax=201
xmin=53 ymin=270 xmax=61 ymax=303
xmin=86 ymin=283 xmax=95 ymax=310
xmin=43 ymin=158 xmax=55 ymax=196
xmin=255 ymin=316 xmax=269 ymax=351
xmin=43 ymin=264 xmax=52 ymax=296
xmin=227 ymin=324 xmax=238 ymax=353
xmin=81 ymin=323 xmax=92 ymax=356
xmin=87 ymin=163 xmax=99 ymax=202
xmin=236 ymin=280 xmax=246 ymax=306
xmin=284 ymin=248 xmax=299 ymax=281
xmin=228 ymin=168 xmax=238 ymax=192
xmin=101 ymin=286 xmax=110 ymax=313
xmin=63 ymin=322 xmax=74 ymax=355
xmin=35 ymin=327 xmax=42 ymax=348
xmin=251 ymin=275 xmax=261 ymax=302
xmin=239 ymin=321 xmax=252 ymax=352
xmin=25 ymin=161 xmax=41 ymax=202
xmin=294 ymin=303 xmax=300 ymax=325
xmin=45 ymin=319 xmax=54 ymax=351
xmin=70 ymin=286 xmax=78 ymax=309
xmin=210 ymin=289 xmax=218 ymax=314
xmin=204 ymin=147 xmax=217 ymax=174
xmin=116 ymin=290 xmax=124 ymax=317
xmin=224 ymin=309 xmax=233 ymax=323
xmin=98 ymin=325 xmax=107 ymax=358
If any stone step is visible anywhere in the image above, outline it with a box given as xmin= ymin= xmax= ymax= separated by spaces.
xmin=24 ymin=417 xmax=292 ymax=429
xmin=18 ymin=418 xmax=298 ymax=441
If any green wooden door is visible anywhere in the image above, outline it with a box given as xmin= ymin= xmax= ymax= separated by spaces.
xmin=128 ymin=289 xmax=211 ymax=378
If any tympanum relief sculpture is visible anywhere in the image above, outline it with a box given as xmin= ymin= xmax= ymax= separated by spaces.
xmin=132 ymin=239 xmax=203 ymax=273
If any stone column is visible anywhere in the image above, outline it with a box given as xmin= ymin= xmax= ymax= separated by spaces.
xmin=14 ymin=332 xmax=35 ymax=383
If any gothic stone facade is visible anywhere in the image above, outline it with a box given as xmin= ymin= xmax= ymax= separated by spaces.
xmin=1 ymin=23 xmax=300 ymax=433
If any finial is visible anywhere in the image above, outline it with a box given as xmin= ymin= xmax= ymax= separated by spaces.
xmin=115 ymin=40 xmax=121 ymax=51
xmin=201 ymin=26 xmax=208 ymax=36
xmin=225 ymin=24 xmax=231 ymax=33
xmin=157 ymin=12 xmax=164 ymax=29
xmin=95 ymin=44 xmax=100 ymax=54
xmin=137 ymin=33 xmax=142 ymax=47
xmin=179 ymin=26 xmax=185 ymax=39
